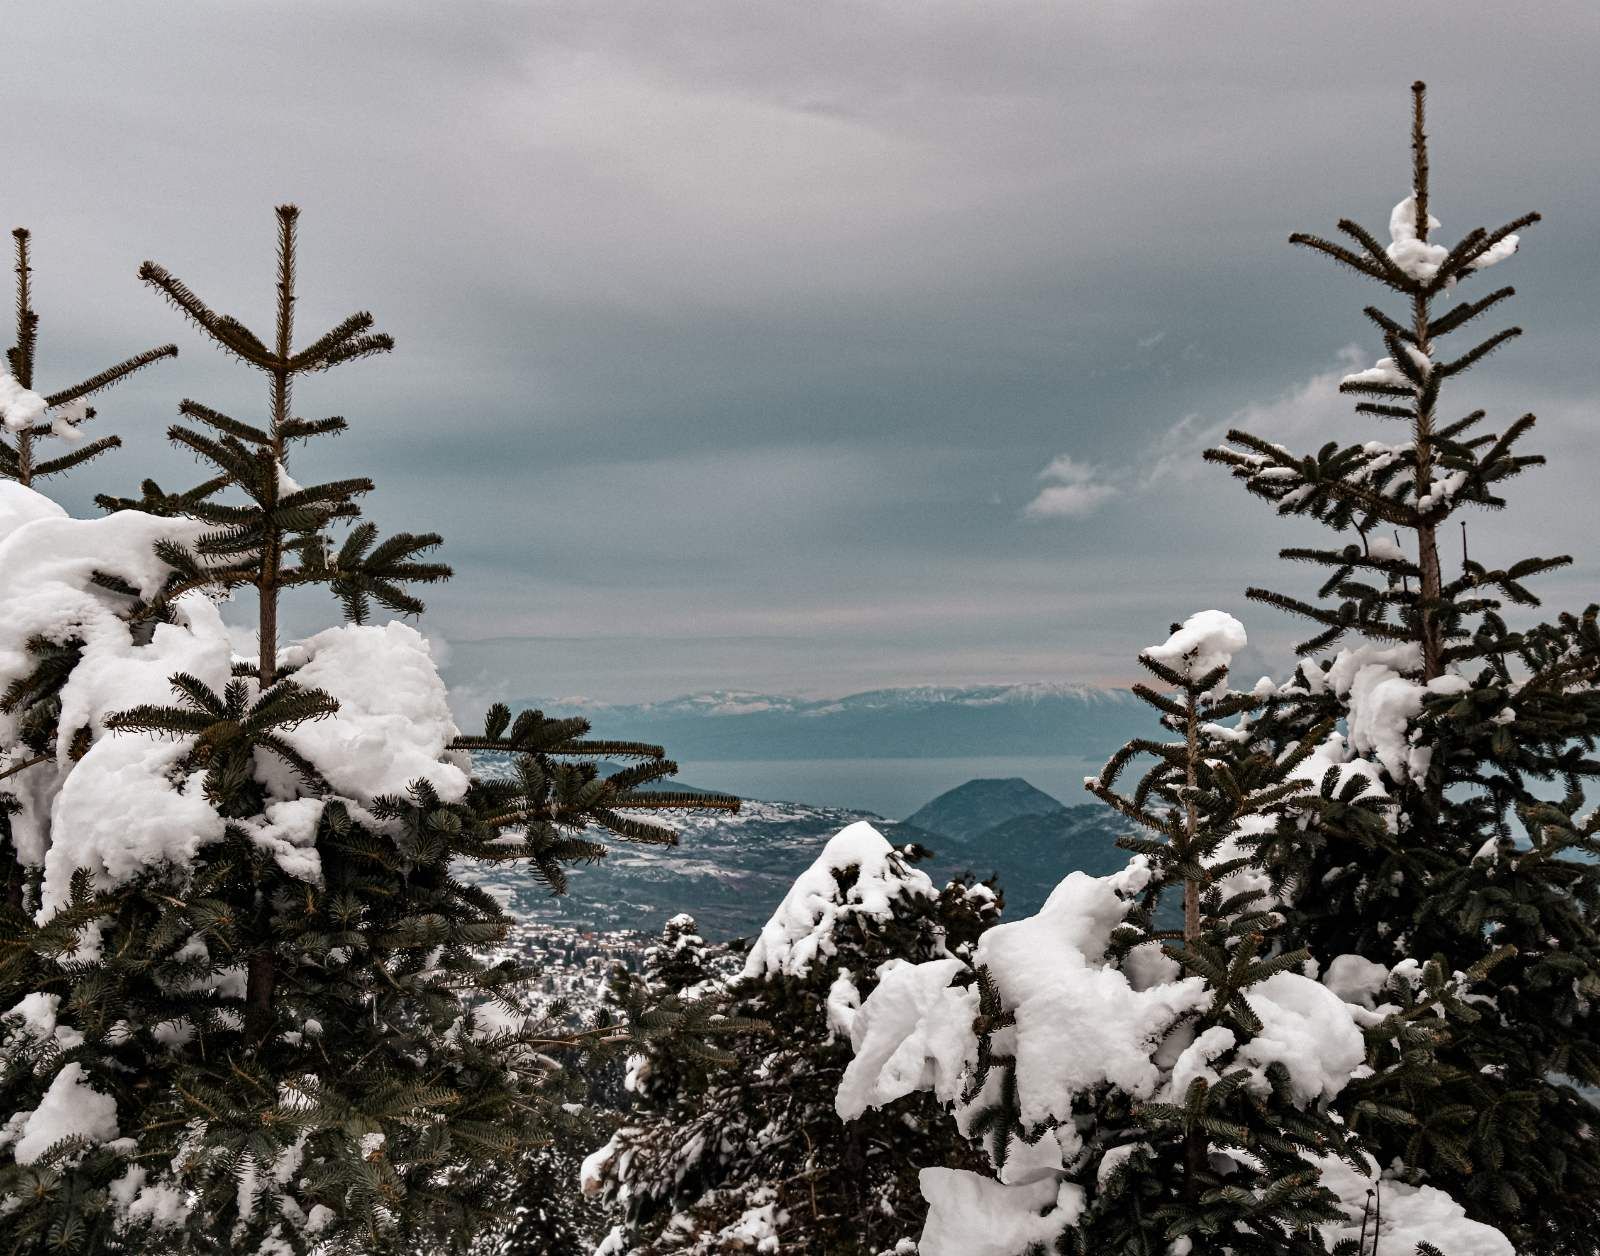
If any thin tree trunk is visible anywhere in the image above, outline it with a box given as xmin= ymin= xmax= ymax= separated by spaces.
xmin=245 ymin=208 xmax=298 ymax=1038
xmin=1183 ymin=690 xmax=1200 ymax=944
xmin=1410 ymin=82 xmax=1443 ymax=683
xmin=13 ymin=230 xmax=33 ymax=487
xmin=1182 ymin=687 xmax=1205 ymax=1196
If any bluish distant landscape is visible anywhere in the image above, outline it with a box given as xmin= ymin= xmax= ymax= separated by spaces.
xmin=469 ymin=685 xmax=1148 ymax=938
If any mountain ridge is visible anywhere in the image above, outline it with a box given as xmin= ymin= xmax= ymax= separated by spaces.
xmin=903 ymin=776 xmax=1067 ymax=841
xmin=516 ymin=683 xmax=1146 ymax=762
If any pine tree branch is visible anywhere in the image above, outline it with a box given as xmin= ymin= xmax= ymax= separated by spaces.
xmin=43 ymin=343 xmax=179 ymax=407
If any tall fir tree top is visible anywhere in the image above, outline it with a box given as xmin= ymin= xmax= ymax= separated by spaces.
xmin=0 ymin=228 xmax=177 ymax=487
xmin=1207 ymin=80 xmax=1551 ymax=682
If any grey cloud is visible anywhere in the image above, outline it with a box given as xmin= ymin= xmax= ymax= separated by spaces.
xmin=4 ymin=1 xmax=1597 ymax=701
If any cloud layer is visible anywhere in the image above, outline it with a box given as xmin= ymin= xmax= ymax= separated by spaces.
xmin=3 ymin=2 xmax=1596 ymax=700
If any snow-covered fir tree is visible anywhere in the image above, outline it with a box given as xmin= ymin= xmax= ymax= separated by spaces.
xmin=484 ymin=918 xmax=736 ymax=1256
xmin=0 ymin=208 xmax=738 ymax=1255
xmin=583 ymin=825 xmax=1000 ymax=1255
xmin=1206 ymin=82 xmax=1600 ymax=1253
xmin=0 ymin=227 xmax=176 ymax=492
xmin=834 ymin=611 xmax=1515 ymax=1255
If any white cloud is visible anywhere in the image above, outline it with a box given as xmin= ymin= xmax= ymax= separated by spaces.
xmin=1035 ymin=453 xmax=1100 ymax=485
xmin=1143 ymin=345 xmax=1364 ymax=485
xmin=1024 ymin=481 xmax=1119 ymax=519
xmin=1023 ymin=454 xmax=1119 ymax=519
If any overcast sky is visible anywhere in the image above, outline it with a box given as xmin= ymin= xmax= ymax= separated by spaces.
xmin=6 ymin=2 xmax=1598 ymax=702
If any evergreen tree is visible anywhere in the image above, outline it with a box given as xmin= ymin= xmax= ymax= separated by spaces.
xmin=587 ymin=828 xmax=999 ymax=1256
xmin=0 ymin=227 xmax=176 ymax=488
xmin=1205 ymin=82 xmax=1600 ymax=1252
xmin=0 ymin=208 xmax=738 ymax=1254
xmin=0 ymin=225 xmax=177 ymax=905
xmin=488 ymin=918 xmax=740 ymax=1256
xmin=1072 ymin=612 xmax=1369 ymax=1252
xmin=833 ymin=613 xmax=1515 ymax=1254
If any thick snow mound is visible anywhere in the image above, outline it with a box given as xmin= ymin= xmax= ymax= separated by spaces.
xmin=1237 ymin=971 xmax=1366 ymax=1105
xmin=0 ymin=479 xmax=67 ymax=535
xmin=1315 ymin=1153 xmax=1513 ymax=1256
xmin=917 ymin=1168 xmax=1082 ymax=1256
xmin=978 ymin=860 xmax=1207 ymax=1127
xmin=43 ymin=732 xmax=226 ymax=912
xmin=0 ymin=485 xmax=230 ymax=898
xmin=837 ymin=857 xmax=1211 ymax=1135
xmin=835 ymin=958 xmax=974 ymax=1120
xmin=278 ymin=622 xmax=468 ymax=805
xmin=7 ymin=1062 xmax=120 ymax=1163
xmin=1142 ymin=610 xmax=1246 ymax=687
xmin=743 ymin=821 xmax=935 ymax=979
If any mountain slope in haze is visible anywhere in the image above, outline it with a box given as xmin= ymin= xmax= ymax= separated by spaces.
xmin=898 ymin=777 xmax=1167 ymax=922
xmin=520 ymin=683 xmax=1146 ymax=761
xmin=457 ymin=793 xmax=938 ymax=940
xmin=462 ymin=756 xmax=1137 ymax=938
xmin=904 ymin=777 xmax=1066 ymax=841
xmin=931 ymin=804 xmax=1132 ymax=917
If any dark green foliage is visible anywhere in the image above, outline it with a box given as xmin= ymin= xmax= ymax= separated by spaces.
xmin=588 ymin=860 xmax=1000 ymax=1255
xmin=1206 ymin=83 xmax=1600 ymax=1253
xmin=0 ymin=209 xmax=741 ymax=1254
xmin=1 ymin=228 xmax=176 ymax=487
xmin=986 ymin=634 xmax=1364 ymax=1253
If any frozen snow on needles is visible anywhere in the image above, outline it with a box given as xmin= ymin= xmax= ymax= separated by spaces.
xmin=277 ymin=621 xmax=469 ymax=805
xmin=7 ymin=1061 xmax=120 ymax=1163
xmin=743 ymin=821 xmax=935 ymax=980
xmin=0 ymin=373 xmax=49 ymax=433
xmin=1142 ymin=610 xmax=1246 ymax=688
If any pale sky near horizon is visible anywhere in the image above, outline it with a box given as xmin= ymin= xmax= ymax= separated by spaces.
xmin=5 ymin=2 xmax=1598 ymax=702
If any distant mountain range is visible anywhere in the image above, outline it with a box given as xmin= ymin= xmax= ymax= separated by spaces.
xmin=462 ymin=765 xmax=1152 ymax=940
xmin=518 ymin=684 xmax=1145 ymax=761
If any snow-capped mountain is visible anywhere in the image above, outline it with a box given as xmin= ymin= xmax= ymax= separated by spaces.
xmin=519 ymin=683 xmax=1145 ymax=760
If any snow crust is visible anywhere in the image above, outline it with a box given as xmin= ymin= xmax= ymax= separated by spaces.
xmin=743 ymin=822 xmax=934 ymax=979
xmin=1315 ymin=1152 xmax=1513 ymax=1255
xmin=8 ymin=1061 xmax=119 ymax=1163
xmin=277 ymin=622 xmax=468 ymax=805
xmin=1142 ymin=610 xmax=1246 ymax=688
